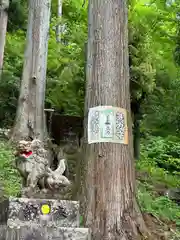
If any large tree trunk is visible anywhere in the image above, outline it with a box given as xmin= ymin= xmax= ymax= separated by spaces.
xmin=82 ymin=0 xmax=150 ymax=239
xmin=0 ymin=0 xmax=9 ymax=77
xmin=11 ymin=0 xmax=51 ymax=142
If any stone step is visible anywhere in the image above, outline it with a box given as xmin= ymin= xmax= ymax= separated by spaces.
xmin=0 ymin=225 xmax=90 ymax=240
xmin=0 ymin=197 xmax=80 ymax=228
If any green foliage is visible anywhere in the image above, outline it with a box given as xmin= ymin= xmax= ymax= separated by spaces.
xmin=46 ymin=1 xmax=87 ymax=115
xmin=0 ymin=71 xmax=19 ymax=127
xmin=0 ymin=141 xmax=21 ymax=197
xmin=138 ymin=183 xmax=180 ymax=227
xmin=137 ymin=156 xmax=180 ymax=188
xmin=2 ymin=1 xmax=87 ymax=119
xmin=4 ymin=30 xmax=25 ymax=76
xmin=140 ymin=136 xmax=180 ymax=174
xmin=46 ymin=18 xmax=86 ymax=115
xmin=142 ymin=78 xmax=180 ymax=136
xmin=137 ymin=137 xmax=180 ymax=229
xmin=79 ymin=215 xmax=83 ymax=226
xmin=0 ymin=30 xmax=25 ymax=126
xmin=7 ymin=0 xmax=27 ymax=32
xmin=1 ymin=0 xmax=178 ymax=125
xmin=129 ymin=0 xmax=177 ymax=103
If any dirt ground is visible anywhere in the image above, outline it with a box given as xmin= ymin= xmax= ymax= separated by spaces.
xmin=143 ymin=213 xmax=179 ymax=240
xmin=136 ymin=170 xmax=179 ymax=240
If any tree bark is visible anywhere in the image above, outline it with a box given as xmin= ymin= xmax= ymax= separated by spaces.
xmin=11 ymin=0 xmax=51 ymax=142
xmin=82 ymin=0 xmax=150 ymax=239
xmin=0 ymin=0 xmax=9 ymax=78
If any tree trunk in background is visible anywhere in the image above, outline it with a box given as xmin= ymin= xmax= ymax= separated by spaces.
xmin=11 ymin=0 xmax=51 ymax=142
xmin=0 ymin=0 xmax=9 ymax=78
xmin=56 ymin=0 xmax=62 ymax=43
xmin=73 ymin=42 xmax=88 ymax=200
xmin=131 ymin=95 xmax=146 ymax=160
xmin=82 ymin=0 xmax=150 ymax=239
xmin=133 ymin=114 xmax=140 ymax=160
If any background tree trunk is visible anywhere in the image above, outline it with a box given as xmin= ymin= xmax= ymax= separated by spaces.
xmin=82 ymin=0 xmax=150 ymax=239
xmin=56 ymin=0 xmax=62 ymax=43
xmin=11 ymin=0 xmax=51 ymax=142
xmin=133 ymin=115 xmax=141 ymax=160
xmin=0 ymin=0 xmax=9 ymax=77
xmin=131 ymin=93 xmax=146 ymax=160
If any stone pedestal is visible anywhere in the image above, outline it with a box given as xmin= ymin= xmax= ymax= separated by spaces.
xmin=7 ymin=197 xmax=79 ymax=228
xmin=0 ymin=226 xmax=90 ymax=240
xmin=0 ymin=197 xmax=90 ymax=240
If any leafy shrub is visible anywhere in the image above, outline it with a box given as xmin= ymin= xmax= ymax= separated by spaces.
xmin=137 ymin=156 xmax=180 ymax=188
xmin=0 ymin=141 xmax=21 ymax=197
xmin=138 ymin=182 xmax=180 ymax=228
xmin=141 ymin=136 xmax=180 ymax=174
xmin=0 ymin=71 xmax=20 ymax=127
xmin=138 ymin=139 xmax=180 ymax=229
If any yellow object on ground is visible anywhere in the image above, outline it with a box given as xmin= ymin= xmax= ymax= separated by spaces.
xmin=41 ymin=204 xmax=51 ymax=215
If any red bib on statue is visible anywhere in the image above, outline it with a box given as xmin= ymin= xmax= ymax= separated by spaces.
xmin=21 ymin=151 xmax=33 ymax=158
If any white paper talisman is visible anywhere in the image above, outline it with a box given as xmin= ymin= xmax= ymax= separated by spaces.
xmin=88 ymin=106 xmax=128 ymax=144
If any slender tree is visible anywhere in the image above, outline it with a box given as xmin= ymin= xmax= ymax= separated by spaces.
xmin=83 ymin=0 xmax=150 ymax=239
xmin=56 ymin=0 xmax=62 ymax=43
xmin=0 ymin=0 xmax=9 ymax=77
xmin=11 ymin=0 xmax=51 ymax=141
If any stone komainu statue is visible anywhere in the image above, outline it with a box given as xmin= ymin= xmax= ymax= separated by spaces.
xmin=14 ymin=140 xmax=32 ymax=187
xmin=14 ymin=139 xmax=71 ymax=194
